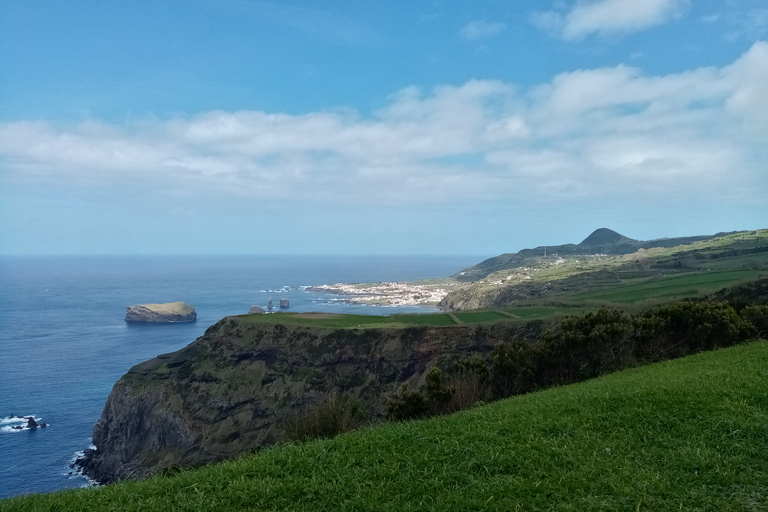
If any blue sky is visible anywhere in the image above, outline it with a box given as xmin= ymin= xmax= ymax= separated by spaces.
xmin=1 ymin=0 xmax=766 ymax=255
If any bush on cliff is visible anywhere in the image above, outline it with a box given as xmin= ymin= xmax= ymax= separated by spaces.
xmin=386 ymin=367 xmax=456 ymax=420
xmin=282 ymin=394 xmax=365 ymax=441
xmin=390 ymin=300 xmax=765 ymax=421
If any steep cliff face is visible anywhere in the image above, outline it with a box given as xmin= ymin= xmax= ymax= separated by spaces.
xmin=79 ymin=316 xmax=522 ymax=483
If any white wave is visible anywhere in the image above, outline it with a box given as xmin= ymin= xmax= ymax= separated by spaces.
xmin=64 ymin=445 xmax=99 ymax=486
xmin=1 ymin=415 xmax=38 ymax=424
xmin=0 ymin=415 xmax=47 ymax=433
xmin=1 ymin=425 xmax=38 ymax=433
xmin=0 ymin=418 xmax=22 ymax=425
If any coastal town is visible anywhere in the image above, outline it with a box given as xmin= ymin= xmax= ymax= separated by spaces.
xmin=306 ymin=281 xmax=454 ymax=307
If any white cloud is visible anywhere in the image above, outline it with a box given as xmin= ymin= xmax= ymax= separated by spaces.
xmin=1 ymin=43 xmax=767 ymax=207
xmin=459 ymin=20 xmax=507 ymax=41
xmin=699 ymin=14 xmax=721 ymax=24
xmin=534 ymin=0 xmax=690 ymax=40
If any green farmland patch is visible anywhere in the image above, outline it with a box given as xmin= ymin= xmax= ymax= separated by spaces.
xmin=236 ymin=311 xmax=457 ymax=329
xmin=388 ymin=313 xmax=457 ymax=326
xmin=237 ymin=312 xmax=395 ymax=329
xmin=566 ymin=269 xmax=766 ymax=304
xmin=452 ymin=311 xmax=506 ymax=323
xmin=504 ymin=306 xmax=562 ymax=319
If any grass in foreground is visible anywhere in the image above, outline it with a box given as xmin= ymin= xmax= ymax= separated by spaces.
xmin=4 ymin=340 xmax=767 ymax=511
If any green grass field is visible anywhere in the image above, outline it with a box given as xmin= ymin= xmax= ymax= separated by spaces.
xmin=5 ymin=340 xmax=767 ymax=511
xmin=502 ymin=306 xmax=563 ymax=319
xmin=452 ymin=311 xmax=507 ymax=323
xmin=565 ymin=270 xmax=765 ymax=304
xmin=236 ymin=311 xmax=459 ymax=329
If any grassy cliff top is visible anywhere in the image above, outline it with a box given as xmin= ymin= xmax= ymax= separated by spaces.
xmin=128 ymin=302 xmax=195 ymax=314
xmin=4 ymin=340 xmax=767 ymax=510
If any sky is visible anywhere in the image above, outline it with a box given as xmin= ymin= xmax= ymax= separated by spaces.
xmin=1 ymin=0 xmax=766 ymax=255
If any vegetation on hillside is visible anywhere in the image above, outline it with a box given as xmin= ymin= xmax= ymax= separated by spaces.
xmin=440 ymin=229 xmax=768 ymax=310
xmin=385 ymin=300 xmax=766 ymax=421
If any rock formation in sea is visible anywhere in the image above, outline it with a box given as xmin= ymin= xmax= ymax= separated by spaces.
xmin=248 ymin=305 xmax=265 ymax=314
xmin=78 ymin=315 xmax=538 ymax=483
xmin=125 ymin=302 xmax=197 ymax=323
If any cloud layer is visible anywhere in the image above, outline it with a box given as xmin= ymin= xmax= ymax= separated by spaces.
xmin=459 ymin=20 xmax=507 ymax=41
xmin=535 ymin=0 xmax=689 ymax=40
xmin=1 ymin=42 xmax=766 ymax=208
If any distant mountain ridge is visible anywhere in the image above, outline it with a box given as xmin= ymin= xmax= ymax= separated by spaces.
xmin=454 ymin=228 xmax=739 ymax=282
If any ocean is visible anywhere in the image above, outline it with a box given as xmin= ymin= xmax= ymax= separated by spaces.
xmin=0 ymin=254 xmax=482 ymax=499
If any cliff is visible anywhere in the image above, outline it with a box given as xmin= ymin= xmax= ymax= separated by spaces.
xmin=125 ymin=302 xmax=197 ymax=323
xmin=78 ymin=315 xmax=528 ymax=483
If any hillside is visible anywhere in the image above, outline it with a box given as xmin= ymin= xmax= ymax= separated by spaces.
xmin=3 ymin=340 xmax=767 ymax=511
xmin=441 ymin=229 xmax=768 ymax=310
xmin=452 ymin=228 xmax=727 ymax=282
xmin=309 ymin=228 xmax=765 ymax=311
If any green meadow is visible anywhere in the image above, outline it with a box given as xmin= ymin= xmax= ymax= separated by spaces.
xmin=236 ymin=311 xmax=459 ymax=329
xmin=4 ymin=340 xmax=766 ymax=511
xmin=564 ymin=269 xmax=765 ymax=304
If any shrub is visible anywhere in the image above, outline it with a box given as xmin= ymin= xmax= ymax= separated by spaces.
xmin=538 ymin=309 xmax=632 ymax=385
xmin=634 ymin=301 xmax=755 ymax=359
xmin=386 ymin=367 xmax=456 ymax=420
xmin=489 ymin=343 xmax=537 ymax=398
xmin=444 ymin=370 xmax=489 ymax=412
xmin=424 ymin=367 xmax=454 ymax=415
xmin=386 ymin=382 xmax=428 ymax=420
xmin=283 ymin=394 xmax=365 ymax=441
xmin=740 ymin=305 xmax=768 ymax=338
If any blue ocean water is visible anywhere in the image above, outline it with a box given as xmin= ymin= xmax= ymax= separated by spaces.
xmin=0 ymin=255 xmax=482 ymax=499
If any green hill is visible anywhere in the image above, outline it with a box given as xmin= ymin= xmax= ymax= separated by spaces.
xmin=441 ymin=229 xmax=768 ymax=310
xmin=3 ymin=340 xmax=767 ymax=511
xmin=452 ymin=228 xmax=730 ymax=283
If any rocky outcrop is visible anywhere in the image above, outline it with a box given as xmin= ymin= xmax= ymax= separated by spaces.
xmin=125 ymin=302 xmax=197 ymax=323
xmin=248 ymin=305 xmax=265 ymax=314
xmin=78 ymin=316 xmax=530 ymax=483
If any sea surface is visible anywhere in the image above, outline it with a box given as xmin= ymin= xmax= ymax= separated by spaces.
xmin=0 ymin=254 xmax=483 ymax=499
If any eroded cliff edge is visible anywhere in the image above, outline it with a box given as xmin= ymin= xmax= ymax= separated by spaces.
xmin=79 ymin=315 xmax=532 ymax=483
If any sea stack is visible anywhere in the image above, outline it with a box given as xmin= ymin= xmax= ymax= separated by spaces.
xmin=125 ymin=302 xmax=197 ymax=323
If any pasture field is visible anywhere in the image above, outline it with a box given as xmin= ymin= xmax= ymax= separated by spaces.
xmin=237 ymin=311 xmax=459 ymax=329
xmin=502 ymin=306 xmax=563 ymax=319
xmin=452 ymin=311 xmax=507 ymax=323
xmin=5 ymin=340 xmax=767 ymax=511
xmin=237 ymin=312 xmax=396 ymax=329
xmin=564 ymin=269 xmax=766 ymax=304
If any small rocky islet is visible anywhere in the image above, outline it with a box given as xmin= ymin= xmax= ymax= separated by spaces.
xmin=124 ymin=302 xmax=197 ymax=323
xmin=6 ymin=414 xmax=48 ymax=430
